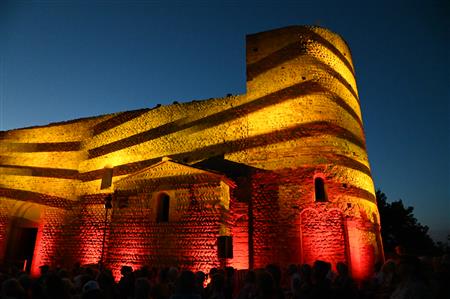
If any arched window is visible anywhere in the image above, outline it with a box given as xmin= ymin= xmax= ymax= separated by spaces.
xmin=156 ymin=193 xmax=170 ymax=223
xmin=314 ymin=177 xmax=327 ymax=202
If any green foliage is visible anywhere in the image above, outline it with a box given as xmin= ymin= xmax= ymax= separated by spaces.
xmin=376 ymin=190 xmax=437 ymax=255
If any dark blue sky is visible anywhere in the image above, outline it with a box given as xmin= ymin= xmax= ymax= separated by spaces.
xmin=1 ymin=0 xmax=449 ymax=242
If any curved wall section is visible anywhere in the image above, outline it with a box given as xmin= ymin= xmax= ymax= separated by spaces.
xmin=242 ymin=26 xmax=381 ymax=279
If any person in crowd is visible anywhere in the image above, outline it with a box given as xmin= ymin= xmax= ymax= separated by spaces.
xmin=374 ymin=259 xmax=398 ymax=299
xmin=169 ymin=270 xmax=201 ymax=299
xmin=45 ymin=273 xmax=71 ymax=299
xmin=168 ymin=267 xmax=179 ymax=295
xmin=1 ymin=278 xmax=27 ymax=299
xmin=1 ymin=250 xmax=449 ymax=299
xmin=264 ymin=265 xmax=284 ymax=299
xmin=194 ymin=271 xmax=206 ymax=299
xmin=390 ymin=256 xmax=431 ymax=299
xmin=205 ymin=268 xmax=218 ymax=299
xmin=134 ymin=277 xmax=151 ymax=299
xmin=254 ymin=270 xmax=278 ymax=299
xmin=285 ymin=264 xmax=299 ymax=298
xmin=235 ymin=270 xmax=256 ymax=299
xmin=295 ymin=264 xmax=312 ymax=299
xmin=207 ymin=273 xmax=226 ymax=299
xmin=17 ymin=273 xmax=32 ymax=298
xmin=118 ymin=266 xmax=135 ymax=299
xmin=97 ymin=269 xmax=117 ymax=299
xmin=223 ymin=267 xmax=235 ymax=299
xmin=310 ymin=260 xmax=332 ymax=299
xmin=152 ymin=268 xmax=172 ymax=299
xmin=332 ymin=262 xmax=357 ymax=299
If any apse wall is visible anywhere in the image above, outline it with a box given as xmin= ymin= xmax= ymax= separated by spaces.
xmin=235 ymin=26 xmax=382 ymax=278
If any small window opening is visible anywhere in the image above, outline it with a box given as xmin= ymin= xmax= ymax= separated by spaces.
xmin=157 ymin=193 xmax=170 ymax=223
xmin=314 ymin=177 xmax=327 ymax=202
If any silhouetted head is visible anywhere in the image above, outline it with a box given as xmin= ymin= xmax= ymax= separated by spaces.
xmin=1 ymin=278 xmax=26 ymax=299
xmin=312 ymin=260 xmax=329 ymax=283
xmin=211 ymin=273 xmax=225 ymax=291
xmin=46 ymin=273 xmax=68 ymax=298
xmin=175 ymin=271 xmax=197 ymax=294
xmin=209 ymin=267 xmax=218 ymax=277
xmin=97 ymin=270 xmax=114 ymax=289
xmin=121 ymin=266 xmax=133 ymax=276
xmin=256 ymin=270 xmax=275 ymax=294
xmin=300 ymin=264 xmax=312 ymax=280
xmin=18 ymin=273 xmax=32 ymax=291
xmin=336 ymin=262 xmax=348 ymax=276
xmin=195 ymin=271 xmax=206 ymax=287
xmin=265 ymin=264 xmax=281 ymax=285
xmin=287 ymin=264 xmax=298 ymax=276
xmin=159 ymin=267 xmax=169 ymax=283
xmin=245 ymin=270 xmax=256 ymax=284
xmin=225 ymin=266 xmax=235 ymax=279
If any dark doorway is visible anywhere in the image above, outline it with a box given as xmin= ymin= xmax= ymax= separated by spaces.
xmin=6 ymin=227 xmax=38 ymax=273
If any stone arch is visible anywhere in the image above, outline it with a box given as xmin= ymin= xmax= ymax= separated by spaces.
xmin=5 ymin=202 xmax=42 ymax=273
xmin=11 ymin=202 xmax=41 ymax=225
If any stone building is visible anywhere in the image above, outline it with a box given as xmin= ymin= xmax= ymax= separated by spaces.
xmin=0 ymin=26 xmax=383 ymax=280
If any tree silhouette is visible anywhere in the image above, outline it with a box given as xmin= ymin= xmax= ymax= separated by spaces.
xmin=376 ymin=190 xmax=437 ymax=256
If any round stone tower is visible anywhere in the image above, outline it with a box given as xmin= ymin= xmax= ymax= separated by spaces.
xmin=234 ymin=26 xmax=383 ymax=279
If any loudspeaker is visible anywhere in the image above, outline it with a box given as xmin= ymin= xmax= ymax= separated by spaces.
xmin=217 ymin=236 xmax=233 ymax=258
xmin=100 ymin=168 xmax=113 ymax=189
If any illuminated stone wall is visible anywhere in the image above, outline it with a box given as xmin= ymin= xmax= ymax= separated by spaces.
xmin=102 ymin=159 xmax=240 ymax=279
xmin=0 ymin=25 xmax=382 ymax=280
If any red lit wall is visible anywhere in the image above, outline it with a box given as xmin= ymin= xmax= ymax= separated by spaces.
xmin=300 ymin=208 xmax=346 ymax=268
xmin=30 ymin=207 xmax=65 ymax=276
xmin=229 ymin=202 xmax=249 ymax=269
xmin=0 ymin=205 xmax=9 ymax=265
xmin=346 ymin=218 xmax=379 ymax=280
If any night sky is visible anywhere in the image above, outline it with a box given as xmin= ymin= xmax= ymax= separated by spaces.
xmin=1 ymin=0 xmax=449 ymax=242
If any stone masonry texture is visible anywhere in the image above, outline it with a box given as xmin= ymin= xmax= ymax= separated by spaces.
xmin=0 ymin=25 xmax=382 ymax=280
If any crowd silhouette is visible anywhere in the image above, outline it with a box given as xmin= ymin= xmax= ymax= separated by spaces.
xmin=0 ymin=253 xmax=449 ymax=299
